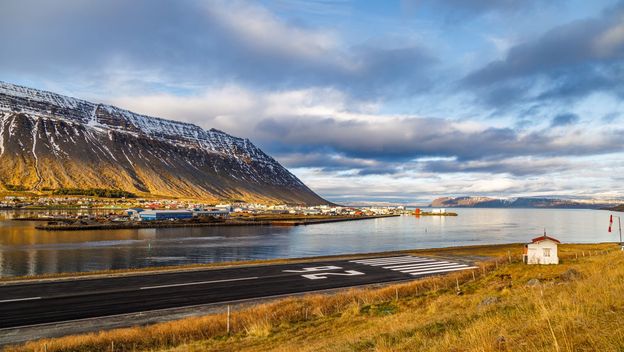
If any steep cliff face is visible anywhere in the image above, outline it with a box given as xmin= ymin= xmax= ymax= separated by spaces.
xmin=0 ymin=82 xmax=327 ymax=204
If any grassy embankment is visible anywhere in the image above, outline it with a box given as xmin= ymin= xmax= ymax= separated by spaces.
xmin=6 ymin=243 xmax=624 ymax=352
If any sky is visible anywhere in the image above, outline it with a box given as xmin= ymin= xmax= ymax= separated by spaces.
xmin=1 ymin=0 xmax=624 ymax=205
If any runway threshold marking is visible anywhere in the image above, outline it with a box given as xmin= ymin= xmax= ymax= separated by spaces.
xmin=139 ymin=276 xmax=260 ymax=290
xmin=351 ymin=257 xmax=435 ymax=266
xmin=0 ymin=297 xmax=42 ymax=303
xmin=393 ymin=263 xmax=464 ymax=272
xmin=384 ymin=261 xmax=450 ymax=269
xmin=350 ymin=256 xmax=478 ymax=276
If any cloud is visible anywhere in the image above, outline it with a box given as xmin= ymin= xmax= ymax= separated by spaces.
xmin=254 ymin=115 xmax=623 ymax=163
xmin=602 ymin=112 xmax=621 ymax=122
xmin=270 ymin=0 xmax=353 ymax=17
xmin=0 ymin=0 xmax=436 ymax=99
xmin=401 ymin=0 xmax=560 ymax=20
xmin=550 ymin=113 xmax=580 ymax=127
xmin=110 ymin=85 xmax=624 ymax=180
xmin=292 ymin=164 xmax=603 ymax=204
xmin=462 ymin=2 xmax=624 ymax=108
xmin=422 ymin=157 xmax=574 ymax=176
xmin=3 ymin=0 xmax=623 ymax=203
xmin=276 ymin=152 xmax=380 ymax=172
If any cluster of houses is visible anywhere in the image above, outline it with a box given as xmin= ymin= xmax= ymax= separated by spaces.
xmin=120 ymin=204 xmax=410 ymax=221
xmin=236 ymin=204 xmax=406 ymax=216
xmin=124 ymin=206 xmax=232 ymax=221
xmin=0 ymin=194 xmax=408 ymax=214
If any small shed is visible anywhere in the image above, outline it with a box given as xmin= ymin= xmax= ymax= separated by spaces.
xmin=523 ymin=234 xmax=560 ymax=265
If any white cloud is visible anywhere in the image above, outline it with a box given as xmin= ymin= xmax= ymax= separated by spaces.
xmin=205 ymin=0 xmax=347 ymax=67
xmin=106 ymin=84 xmax=624 ymax=203
xmin=593 ymin=17 xmax=624 ymax=57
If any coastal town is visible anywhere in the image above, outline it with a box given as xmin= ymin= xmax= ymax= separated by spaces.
xmin=2 ymin=194 xmax=422 ymax=231
xmin=1 ymin=194 xmax=408 ymax=216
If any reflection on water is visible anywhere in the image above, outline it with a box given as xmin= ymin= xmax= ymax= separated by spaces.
xmin=0 ymin=208 xmax=615 ymax=277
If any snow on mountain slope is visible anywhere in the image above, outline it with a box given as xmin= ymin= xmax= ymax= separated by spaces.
xmin=0 ymin=81 xmax=325 ymax=204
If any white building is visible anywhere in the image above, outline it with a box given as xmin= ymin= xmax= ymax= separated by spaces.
xmin=524 ymin=235 xmax=560 ymax=265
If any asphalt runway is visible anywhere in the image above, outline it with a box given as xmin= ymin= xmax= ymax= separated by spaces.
xmin=0 ymin=255 xmax=477 ymax=330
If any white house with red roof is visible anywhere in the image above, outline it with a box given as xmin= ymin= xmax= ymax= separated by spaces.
xmin=523 ymin=233 xmax=560 ymax=265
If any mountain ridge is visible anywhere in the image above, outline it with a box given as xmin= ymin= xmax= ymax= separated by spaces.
xmin=430 ymin=196 xmax=617 ymax=209
xmin=0 ymin=81 xmax=327 ymax=205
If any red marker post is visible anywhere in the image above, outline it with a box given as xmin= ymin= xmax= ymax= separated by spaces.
xmin=611 ymin=214 xmax=623 ymax=250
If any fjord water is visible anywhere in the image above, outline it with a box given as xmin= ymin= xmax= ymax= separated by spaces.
xmin=0 ymin=209 xmax=615 ymax=277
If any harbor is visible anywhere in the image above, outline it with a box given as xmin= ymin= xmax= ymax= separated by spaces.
xmin=32 ymin=214 xmax=399 ymax=231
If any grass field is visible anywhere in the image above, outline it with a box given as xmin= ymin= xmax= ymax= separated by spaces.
xmin=5 ymin=243 xmax=622 ymax=352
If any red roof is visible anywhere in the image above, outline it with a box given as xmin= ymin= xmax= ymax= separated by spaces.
xmin=531 ymin=235 xmax=561 ymax=244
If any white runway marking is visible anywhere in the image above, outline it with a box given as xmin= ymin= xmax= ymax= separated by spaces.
xmin=351 ymin=256 xmax=477 ymax=276
xmin=283 ymin=266 xmax=342 ymax=273
xmin=302 ymin=270 xmax=364 ymax=280
xmin=351 ymin=256 xmax=413 ymax=263
xmin=401 ymin=264 xmax=470 ymax=273
xmin=383 ymin=261 xmax=449 ymax=271
xmin=351 ymin=257 xmax=435 ymax=266
xmin=0 ymin=297 xmax=42 ymax=303
xmin=140 ymin=276 xmax=259 ymax=290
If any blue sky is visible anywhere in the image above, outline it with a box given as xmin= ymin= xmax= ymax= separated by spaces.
xmin=2 ymin=0 xmax=624 ymax=204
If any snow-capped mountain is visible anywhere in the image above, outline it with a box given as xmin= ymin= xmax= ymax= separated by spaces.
xmin=0 ymin=81 xmax=327 ymax=204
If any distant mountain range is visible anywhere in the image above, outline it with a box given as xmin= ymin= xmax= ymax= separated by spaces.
xmin=431 ymin=196 xmax=619 ymax=209
xmin=605 ymin=205 xmax=624 ymax=212
xmin=0 ymin=81 xmax=327 ymax=204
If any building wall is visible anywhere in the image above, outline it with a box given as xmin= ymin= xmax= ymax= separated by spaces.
xmin=140 ymin=212 xmax=193 ymax=221
xmin=527 ymin=241 xmax=559 ymax=264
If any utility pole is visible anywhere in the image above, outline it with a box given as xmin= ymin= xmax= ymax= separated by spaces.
xmin=618 ymin=216 xmax=624 ymax=251
xmin=612 ymin=215 xmax=623 ymax=250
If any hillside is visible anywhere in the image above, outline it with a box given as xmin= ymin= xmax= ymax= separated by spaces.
xmin=0 ymin=82 xmax=327 ymax=204
xmin=604 ymin=204 xmax=624 ymax=212
xmin=431 ymin=196 xmax=614 ymax=209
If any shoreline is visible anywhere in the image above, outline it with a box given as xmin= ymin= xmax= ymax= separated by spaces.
xmin=32 ymin=214 xmax=399 ymax=231
xmin=0 ymin=241 xmax=615 ymax=284
xmin=0 ymin=242 xmax=513 ymax=284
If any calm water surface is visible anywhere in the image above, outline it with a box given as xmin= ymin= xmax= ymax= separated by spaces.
xmin=0 ymin=208 xmax=615 ymax=277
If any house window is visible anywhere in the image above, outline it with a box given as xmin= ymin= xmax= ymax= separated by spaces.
xmin=543 ymin=248 xmax=551 ymax=257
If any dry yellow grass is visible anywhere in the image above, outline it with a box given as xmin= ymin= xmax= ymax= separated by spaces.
xmin=5 ymin=243 xmax=620 ymax=352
